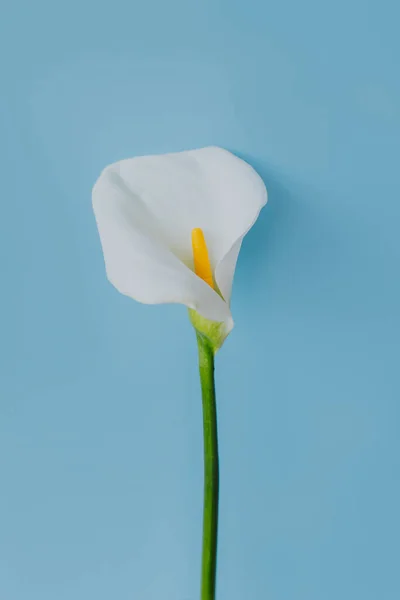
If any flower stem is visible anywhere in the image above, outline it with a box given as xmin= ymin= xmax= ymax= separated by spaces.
xmin=196 ymin=332 xmax=219 ymax=600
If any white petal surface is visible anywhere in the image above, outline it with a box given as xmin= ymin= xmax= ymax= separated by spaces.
xmin=92 ymin=147 xmax=267 ymax=329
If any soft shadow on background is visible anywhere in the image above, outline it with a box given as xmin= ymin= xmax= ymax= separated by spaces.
xmin=1 ymin=1 xmax=400 ymax=599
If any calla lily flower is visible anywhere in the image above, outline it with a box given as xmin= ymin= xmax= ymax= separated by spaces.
xmin=92 ymin=146 xmax=267 ymax=600
xmin=92 ymin=146 xmax=267 ymax=347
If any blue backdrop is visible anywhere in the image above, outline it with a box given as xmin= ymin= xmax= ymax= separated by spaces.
xmin=1 ymin=1 xmax=399 ymax=599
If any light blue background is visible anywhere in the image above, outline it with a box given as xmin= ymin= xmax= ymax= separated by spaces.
xmin=1 ymin=1 xmax=399 ymax=599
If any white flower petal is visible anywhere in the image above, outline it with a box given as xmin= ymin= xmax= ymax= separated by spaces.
xmin=92 ymin=147 xmax=266 ymax=332
xmin=115 ymin=147 xmax=267 ymax=275
xmin=215 ymin=238 xmax=242 ymax=303
xmin=93 ymin=168 xmax=232 ymax=325
xmin=215 ymin=184 xmax=266 ymax=303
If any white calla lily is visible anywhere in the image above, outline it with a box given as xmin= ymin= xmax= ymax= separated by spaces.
xmin=92 ymin=146 xmax=267 ymax=346
xmin=92 ymin=146 xmax=267 ymax=597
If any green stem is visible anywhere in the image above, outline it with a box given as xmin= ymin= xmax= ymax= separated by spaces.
xmin=196 ymin=332 xmax=219 ymax=600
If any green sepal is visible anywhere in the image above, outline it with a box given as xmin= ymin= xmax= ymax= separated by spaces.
xmin=188 ymin=309 xmax=228 ymax=352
